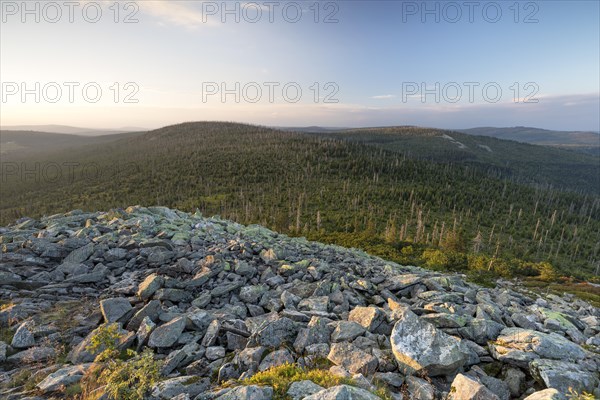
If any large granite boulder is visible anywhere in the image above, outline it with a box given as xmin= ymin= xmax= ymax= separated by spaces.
xmin=489 ymin=328 xmax=586 ymax=368
xmin=390 ymin=307 xmax=466 ymax=376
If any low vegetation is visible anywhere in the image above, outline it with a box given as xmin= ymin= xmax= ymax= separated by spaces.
xmin=76 ymin=323 xmax=162 ymax=400
xmin=241 ymin=363 xmax=392 ymax=400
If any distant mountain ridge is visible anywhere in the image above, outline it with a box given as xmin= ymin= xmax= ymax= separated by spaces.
xmin=1 ymin=124 xmax=147 ymax=136
xmin=285 ymin=125 xmax=600 ymax=157
xmin=0 ymin=130 xmax=146 ymax=156
xmin=2 ymin=123 xmax=598 ymax=193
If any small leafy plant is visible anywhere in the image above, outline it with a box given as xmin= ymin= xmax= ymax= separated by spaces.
xmin=81 ymin=323 xmax=162 ymax=400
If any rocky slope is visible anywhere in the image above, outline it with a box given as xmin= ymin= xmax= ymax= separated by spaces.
xmin=0 ymin=206 xmax=598 ymax=400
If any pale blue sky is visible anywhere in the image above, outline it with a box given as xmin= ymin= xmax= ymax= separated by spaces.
xmin=1 ymin=0 xmax=598 ymax=130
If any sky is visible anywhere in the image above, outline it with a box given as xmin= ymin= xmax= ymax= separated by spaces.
xmin=1 ymin=0 xmax=599 ymax=130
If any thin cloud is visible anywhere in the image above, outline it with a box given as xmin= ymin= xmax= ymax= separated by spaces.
xmin=371 ymin=94 xmax=396 ymax=99
xmin=140 ymin=1 xmax=219 ymax=30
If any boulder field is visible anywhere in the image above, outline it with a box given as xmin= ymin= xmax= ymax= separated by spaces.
xmin=0 ymin=206 xmax=598 ymax=399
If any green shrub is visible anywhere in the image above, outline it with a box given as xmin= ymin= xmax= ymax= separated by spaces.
xmin=241 ymin=363 xmax=393 ymax=400
xmin=242 ymin=363 xmax=355 ymax=399
xmin=97 ymin=348 xmax=161 ymax=400
xmin=535 ymin=261 xmax=559 ymax=282
xmin=86 ymin=323 xmax=123 ymax=360
xmin=421 ymin=249 xmax=448 ymax=270
xmin=81 ymin=324 xmax=162 ymax=400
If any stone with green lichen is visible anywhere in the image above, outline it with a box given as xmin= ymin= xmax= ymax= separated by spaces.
xmin=539 ymin=309 xmax=578 ymax=331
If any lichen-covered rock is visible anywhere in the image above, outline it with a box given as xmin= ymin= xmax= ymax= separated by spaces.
xmin=327 ymin=342 xmax=378 ymax=375
xmin=391 ymin=307 xmax=466 ymax=376
xmin=489 ymin=328 xmax=586 ymax=368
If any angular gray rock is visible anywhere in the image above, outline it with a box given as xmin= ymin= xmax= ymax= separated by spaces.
xmin=0 ymin=341 xmax=7 ymax=362
xmin=390 ymin=307 xmax=466 ymax=376
xmin=63 ymin=242 xmax=94 ymax=264
xmin=530 ymin=358 xmax=599 ymax=394
xmin=250 ymin=317 xmax=298 ymax=348
xmin=7 ymin=346 xmax=56 ymax=363
xmin=148 ymin=316 xmax=186 ymax=348
xmin=449 ymin=373 xmax=500 ymax=400
xmin=458 ymin=318 xmax=504 ymax=345
xmin=327 ymin=342 xmax=378 ymax=375
xmin=504 ymin=367 xmax=526 ymax=397
xmin=37 ymin=364 xmax=90 ymax=393
xmin=127 ymin=299 xmax=161 ymax=331
xmin=155 ymin=288 xmax=193 ymax=303
xmin=287 ymin=380 xmax=324 ymax=400
xmin=215 ymin=385 xmax=274 ymax=400
xmin=100 ymin=297 xmax=132 ymax=323
xmin=405 ymin=375 xmax=435 ymax=400
xmin=206 ymin=346 xmax=226 ymax=361
xmin=331 ymin=321 xmax=366 ymax=342
xmin=11 ymin=320 xmax=36 ymax=349
xmin=294 ymin=316 xmax=331 ymax=353
xmin=137 ymin=273 xmax=164 ymax=300
xmin=348 ymin=306 xmax=385 ymax=332
xmin=304 ymin=385 xmax=381 ymax=400
xmin=151 ymin=376 xmax=210 ymax=399
xmin=258 ymin=348 xmax=294 ymax=371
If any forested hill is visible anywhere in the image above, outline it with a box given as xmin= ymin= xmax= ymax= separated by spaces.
xmin=1 ymin=122 xmax=599 ymax=287
xmin=300 ymin=126 xmax=600 ymax=195
xmin=457 ymin=126 xmax=600 ymax=154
